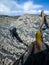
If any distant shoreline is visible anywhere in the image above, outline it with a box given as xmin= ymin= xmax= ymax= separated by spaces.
xmin=0 ymin=14 xmax=49 ymax=17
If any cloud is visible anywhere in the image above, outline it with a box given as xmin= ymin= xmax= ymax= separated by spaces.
xmin=0 ymin=0 xmax=49 ymax=15
xmin=0 ymin=4 xmax=10 ymax=15
xmin=44 ymin=10 xmax=49 ymax=15
xmin=23 ymin=1 xmax=42 ymax=11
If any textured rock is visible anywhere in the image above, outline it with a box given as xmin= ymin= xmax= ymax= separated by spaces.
xmin=16 ymin=14 xmax=49 ymax=44
xmin=0 ymin=24 xmax=27 ymax=65
xmin=0 ymin=14 xmax=49 ymax=65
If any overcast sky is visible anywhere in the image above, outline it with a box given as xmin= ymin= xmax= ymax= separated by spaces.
xmin=0 ymin=0 xmax=49 ymax=16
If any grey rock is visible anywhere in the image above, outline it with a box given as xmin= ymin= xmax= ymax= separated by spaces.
xmin=0 ymin=14 xmax=49 ymax=65
xmin=0 ymin=24 xmax=27 ymax=65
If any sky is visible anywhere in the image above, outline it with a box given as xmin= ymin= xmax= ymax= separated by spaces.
xmin=0 ymin=0 xmax=49 ymax=16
